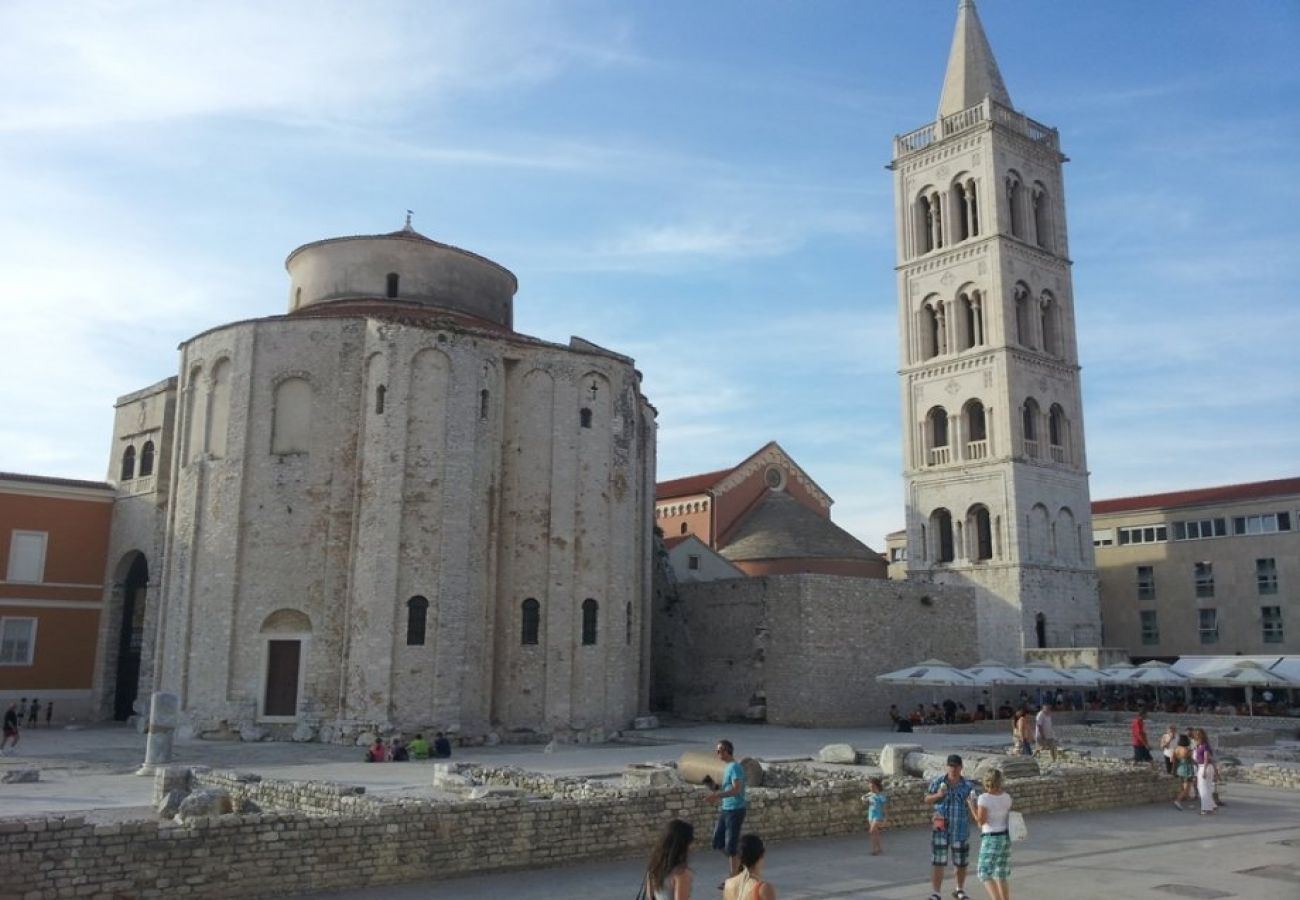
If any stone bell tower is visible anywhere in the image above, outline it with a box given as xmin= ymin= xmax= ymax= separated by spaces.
xmin=890 ymin=0 xmax=1101 ymax=660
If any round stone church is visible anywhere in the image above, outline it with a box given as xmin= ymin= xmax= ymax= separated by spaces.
xmin=121 ymin=222 xmax=656 ymax=742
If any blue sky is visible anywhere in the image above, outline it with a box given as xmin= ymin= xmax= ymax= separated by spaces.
xmin=2 ymin=0 xmax=1297 ymax=549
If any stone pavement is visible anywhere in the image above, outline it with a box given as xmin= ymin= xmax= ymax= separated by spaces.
xmin=306 ymin=782 xmax=1300 ymax=899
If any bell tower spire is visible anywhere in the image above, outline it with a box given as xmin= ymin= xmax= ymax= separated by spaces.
xmin=938 ymin=0 xmax=1012 ymax=118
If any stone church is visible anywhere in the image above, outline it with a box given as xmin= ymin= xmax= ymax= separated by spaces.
xmin=97 ymin=222 xmax=657 ymax=741
xmin=892 ymin=0 xmax=1102 ymax=660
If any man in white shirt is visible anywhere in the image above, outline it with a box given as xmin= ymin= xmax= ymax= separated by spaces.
xmin=1034 ymin=702 xmax=1059 ymax=761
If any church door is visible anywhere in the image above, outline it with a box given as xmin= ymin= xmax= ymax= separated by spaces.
xmin=263 ymin=640 xmax=301 ymax=717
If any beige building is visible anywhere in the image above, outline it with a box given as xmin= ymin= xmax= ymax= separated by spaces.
xmin=1094 ymin=477 xmax=1299 ymax=658
xmin=107 ymin=221 xmax=657 ymax=742
xmin=891 ymin=0 xmax=1100 ymax=659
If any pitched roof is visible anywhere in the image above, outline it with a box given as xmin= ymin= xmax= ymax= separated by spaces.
xmin=937 ymin=0 xmax=1013 ymax=118
xmin=1092 ymin=477 xmax=1300 ymax=515
xmin=719 ymin=491 xmax=882 ymax=562
xmin=656 ymin=467 xmax=733 ymax=499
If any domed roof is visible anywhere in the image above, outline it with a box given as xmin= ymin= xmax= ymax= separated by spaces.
xmin=719 ymin=490 xmax=882 ymax=563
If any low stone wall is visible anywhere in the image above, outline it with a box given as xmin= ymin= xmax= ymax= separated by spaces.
xmin=4 ymin=766 xmax=1179 ymax=898
xmin=191 ymin=769 xmax=373 ymax=815
xmin=1220 ymin=762 xmax=1300 ymax=790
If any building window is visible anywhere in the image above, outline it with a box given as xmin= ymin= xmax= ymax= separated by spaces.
xmin=1118 ymin=525 xmax=1168 ymax=546
xmin=1257 ymin=558 xmax=1278 ymax=595
xmin=1194 ymin=562 xmax=1214 ymax=598
xmin=406 ymin=596 xmax=428 ymax=646
xmin=521 ymin=598 xmax=540 ymax=645
xmin=0 ymin=617 xmax=37 ymax=665
xmin=1262 ymin=606 xmax=1284 ymax=643
xmin=680 ymin=523 xmax=689 ymax=535
xmin=375 ymin=385 xmax=386 ymax=414
xmin=1172 ymin=518 xmax=1227 ymax=541
xmin=386 ymin=272 xmax=399 ymax=298
xmin=581 ymin=598 xmax=598 ymax=646
xmin=139 ymin=440 xmax=155 ymax=477
xmin=687 ymin=554 xmax=700 ymax=570
xmin=1233 ymin=512 xmax=1291 ymax=535
xmin=1139 ymin=610 xmax=1159 ymax=646
xmin=968 ymin=505 xmax=993 ymax=561
xmin=580 ymin=407 xmax=592 ymax=429
xmin=1136 ymin=565 xmax=1155 ymax=601
xmin=625 ymin=602 xmax=633 ymax=646
xmin=931 ymin=508 xmax=954 ymax=563
xmin=120 ymin=444 xmax=136 ymax=481
xmin=1198 ymin=608 xmax=1218 ymax=645
xmin=5 ymin=531 xmax=47 ymax=584
xmin=1092 ymin=530 xmax=1114 ymax=547
xmin=479 ymin=389 xmax=489 ymax=420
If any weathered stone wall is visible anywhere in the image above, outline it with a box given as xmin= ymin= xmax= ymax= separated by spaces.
xmin=3 ymin=767 xmax=1178 ymax=898
xmin=663 ymin=574 xmax=977 ymax=726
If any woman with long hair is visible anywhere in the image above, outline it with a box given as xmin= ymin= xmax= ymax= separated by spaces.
xmin=969 ymin=768 xmax=1013 ymax=900
xmin=723 ymin=834 xmax=777 ymax=900
xmin=1191 ymin=728 xmax=1217 ymax=815
xmin=645 ymin=818 xmax=695 ymax=900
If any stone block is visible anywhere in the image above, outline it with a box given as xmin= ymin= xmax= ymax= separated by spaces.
xmin=632 ymin=716 xmax=659 ymax=730
xmin=292 ymin=723 xmax=317 ymax=743
xmin=239 ymin=724 xmax=268 ymax=743
xmin=817 ymin=743 xmax=858 ymax=764
xmin=2 ymin=769 xmax=39 ymax=784
xmin=879 ymin=744 xmax=922 ymax=776
xmin=175 ymin=788 xmax=234 ymax=822
xmin=156 ymin=790 xmax=186 ymax=819
xmin=622 ymin=764 xmax=680 ymax=788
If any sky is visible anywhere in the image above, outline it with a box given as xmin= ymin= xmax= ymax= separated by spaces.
xmin=1 ymin=0 xmax=1298 ymax=550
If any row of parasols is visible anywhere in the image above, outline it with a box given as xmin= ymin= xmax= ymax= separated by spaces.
xmin=876 ymin=657 xmax=1299 ymax=715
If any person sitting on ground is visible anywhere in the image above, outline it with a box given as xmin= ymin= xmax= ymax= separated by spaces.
xmin=910 ymin=705 xmax=924 ymax=725
xmin=366 ymin=737 xmax=386 ymax=763
xmin=389 ymin=737 xmax=409 ymax=762
xmin=888 ymin=704 xmax=902 ymax=726
xmin=645 ymin=818 xmax=695 ymax=900
xmin=432 ymin=731 xmax=452 ymax=758
xmin=723 ymin=834 xmax=776 ymax=900
xmin=407 ymin=733 xmax=431 ymax=760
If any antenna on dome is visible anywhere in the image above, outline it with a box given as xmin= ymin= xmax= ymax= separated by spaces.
xmin=403 ymin=209 xmax=414 ymax=231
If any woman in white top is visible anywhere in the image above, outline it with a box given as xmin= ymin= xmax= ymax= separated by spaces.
xmin=968 ymin=768 xmax=1013 ymax=900
xmin=645 ymin=818 xmax=695 ymax=900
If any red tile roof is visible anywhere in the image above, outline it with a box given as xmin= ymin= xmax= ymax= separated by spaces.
xmin=656 ymin=467 xmax=733 ymax=499
xmin=1092 ymin=477 xmax=1300 ymax=515
xmin=662 ymin=535 xmax=692 ymax=549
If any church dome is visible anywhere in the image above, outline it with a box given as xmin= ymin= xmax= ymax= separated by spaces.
xmin=284 ymin=219 xmax=519 ymax=329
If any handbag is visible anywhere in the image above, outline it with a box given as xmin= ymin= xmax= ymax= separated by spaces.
xmin=1008 ymin=811 xmax=1028 ymax=843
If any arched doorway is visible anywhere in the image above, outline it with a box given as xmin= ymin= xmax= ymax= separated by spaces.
xmin=114 ymin=553 xmax=149 ymax=720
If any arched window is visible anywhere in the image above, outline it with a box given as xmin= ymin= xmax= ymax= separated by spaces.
xmin=120 ymin=445 xmax=136 ymax=481
xmin=406 ymin=596 xmax=428 ymax=646
xmin=479 ymin=389 xmax=489 ymax=420
xmin=580 ymin=407 xmax=592 ymax=429
xmin=1049 ymin=404 xmax=1068 ymax=462
xmin=967 ymin=505 xmax=993 ymax=560
xmin=139 ymin=440 xmax=155 ymax=477
xmin=951 ymin=181 xmax=969 ymax=242
xmin=960 ymin=290 xmax=983 ymax=349
xmin=1032 ymin=183 xmax=1050 ymax=250
xmin=921 ymin=301 xmax=944 ymax=359
xmin=581 ymin=598 xmax=598 ymax=645
xmin=272 ymin=377 xmax=312 ymax=454
xmin=521 ymin=598 xmax=540 ymax=645
xmin=1039 ymin=292 xmax=1059 ymax=357
xmin=963 ymin=400 xmax=987 ymax=459
xmin=375 ymin=384 xmax=386 ymax=415
xmin=386 ymin=272 xmax=399 ymax=298
xmin=930 ymin=508 xmax=954 ymax=563
xmin=1006 ymin=172 xmax=1023 ymax=238
xmin=1014 ymin=283 xmax=1034 ymax=347
xmin=1022 ymin=398 xmax=1040 ymax=457
xmin=680 ymin=522 xmax=688 ymax=535
xmin=208 ymin=358 xmax=232 ymax=459
xmin=916 ymin=193 xmax=935 ymax=253
xmin=927 ymin=406 xmax=950 ymax=466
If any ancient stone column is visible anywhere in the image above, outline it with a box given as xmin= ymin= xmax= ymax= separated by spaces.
xmin=136 ymin=691 xmax=179 ymax=776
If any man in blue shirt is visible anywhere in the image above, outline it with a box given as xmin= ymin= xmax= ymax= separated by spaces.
xmin=923 ymin=753 xmax=977 ymax=900
xmin=707 ymin=739 xmax=747 ymax=886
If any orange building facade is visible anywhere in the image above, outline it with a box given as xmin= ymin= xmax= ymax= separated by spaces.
xmin=0 ymin=473 xmax=115 ymax=721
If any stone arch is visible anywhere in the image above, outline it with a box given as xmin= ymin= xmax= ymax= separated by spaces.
xmin=207 ymin=357 xmax=232 ymax=458
xmin=1039 ymin=291 xmax=1060 ymax=357
xmin=1057 ymin=507 xmax=1078 ymax=564
xmin=259 ymin=608 xmax=311 ymax=719
xmin=962 ymin=398 xmax=987 ymax=459
xmin=1031 ymin=181 xmax=1052 ymax=250
xmin=1027 ymin=503 xmax=1051 ymax=561
xmin=1014 ymin=282 xmax=1034 ymax=347
xmin=1022 ymin=397 xmax=1041 ymax=457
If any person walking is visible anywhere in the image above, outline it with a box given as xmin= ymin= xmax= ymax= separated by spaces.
xmin=707 ymin=739 xmax=748 ymax=888
xmin=1172 ymin=734 xmax=1195 ymax=810
xmin=1131 ymin=707 xmax=1155 ymax=769
xmin=1014 ymin=708 xmax=1033 ymax=756
xmin=1159 ymin=724 xmax=1178 ymax=775
xmin=723 ymin=834 xmax=776 ymax=900
xmin=644 ymin=818 xmax=695 ymax=900
xmin=1034 ymin=702 xmax=1059 ymax=761
xmin=1192 ymin=728 xmax=1218 ymax=816
xmin=863 ymin=777 xmax=887 ymax=855
xmin=44 ymin=700 xmax=53 ymax=727
xmin=971 ymin=767 xmax=1013 ymax=900
xmin=924 ymin=753 xmax=976 ymax=900
xmin=27 ymin=698 xmax=40 ymax=728
xmin=2 ymin=701 xmax=20 ymax=755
